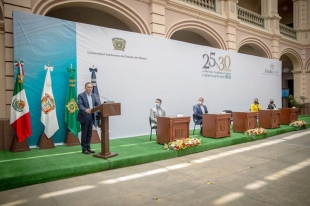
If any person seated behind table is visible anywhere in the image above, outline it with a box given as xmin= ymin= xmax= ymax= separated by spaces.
xmin=250 ymin=98 xmax=262 ymax=112
xmin=267 ymin=99 xmax=277 ymax=109
xmin=150 ymin=98 xmax=166 ymax=127
xmin=193 ymin=97 xmax=208 ymax=135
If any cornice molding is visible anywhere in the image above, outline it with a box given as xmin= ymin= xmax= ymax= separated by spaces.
xmin=166 ymin=0 xmax=226 ymax=24
xmin=279 ymin=37 xmax=304 ymax=49
xmin=150 ymin=0 xmax=168 ymax=6
xmin=0 ymin=20 xmax=4 ymax=32
xmin=292 ymin=70 xmax=304 ymax=74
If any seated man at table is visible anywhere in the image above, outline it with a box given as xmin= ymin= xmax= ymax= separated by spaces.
xmin=267 ymin=99 xmax=277 ymax=109
xmin=250 ymin=98 xmax=262 ymax=112
xmin=193 ymin=97 xmax=208 ymax=135
xmin=150 ymin=98 xmax=166 ymax=127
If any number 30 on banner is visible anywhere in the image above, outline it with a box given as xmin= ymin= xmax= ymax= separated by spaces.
xmin=202 ymin=52 xmax=231 ymax=71
xmin=218 ymin=55 xmax=231 ymax=71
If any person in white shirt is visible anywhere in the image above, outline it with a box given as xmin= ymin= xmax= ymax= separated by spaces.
xmin=150 ymin=98 xmax=166 ymax=127
xmin=193 ymin=97 xmax=208 ymax=135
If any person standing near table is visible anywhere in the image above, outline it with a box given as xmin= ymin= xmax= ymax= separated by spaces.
xmin=77 ymin=82 xmax=100 ymax=154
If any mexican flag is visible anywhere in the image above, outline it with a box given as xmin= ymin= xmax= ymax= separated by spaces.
xmin=65 ymin=66 xmax=80 ymax=137
xmin=10 ymin=61 xmax=32 ymax=142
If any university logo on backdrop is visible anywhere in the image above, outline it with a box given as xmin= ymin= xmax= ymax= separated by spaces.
xmin=201 ymin=52 xmax=232 ymax=79
xmin=112 ymin=38 xmax=126 ymax=51
xmin=263 ymin=62 xmax=280 ymax=75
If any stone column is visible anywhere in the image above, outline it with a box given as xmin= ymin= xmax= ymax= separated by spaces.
xmin=261 ymin=0 xmax=281 ymax=34
xmin=292 ymin=70 xmax=304 ymax=98
xmin=3 ymin=0 xmax=31 ymax=118
xmin=293 ymin=0 xmax=310 ymax=43
xmin=305 ymin=70 xmax=310 ymax=110
xmin=0 ymin=20 xmax=4 ymax=118
xmin=261 ymin=0 xmax=281 ymax=59
xmin=221 ymin=0 xmax=239 ymax=51
xmin=150 ymin=0 xmax=166 ymax=37
xmin=292 ymin=1 xmax=309 ymax=98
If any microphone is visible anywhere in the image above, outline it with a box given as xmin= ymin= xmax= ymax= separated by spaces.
xmin=92 ymin=93 xmax=114 ymax=103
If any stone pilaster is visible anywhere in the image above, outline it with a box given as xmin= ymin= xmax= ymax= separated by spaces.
xmin=292 ymin=70 xmax=304 ymax=97
xmin=150 ymin=0 xmax=167 ymax=37
xmin=0 ymin=20 xmax=5 ymax=118
xmin=305 ymin=70 xmax=310 ymax=99
xmin=3 ymin=0 xmax=31 ymax=117
xmin=221 ymin=0 xmax=239 ymax=51
xmin=261 ymin=0 xmax=281 ymax=59
xmin=261 ymin=0 xmax=281 ymax=34
xmin=293 ymin=0 xmax=310 ymax=43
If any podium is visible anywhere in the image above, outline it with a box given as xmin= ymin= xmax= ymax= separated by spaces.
xmin=280 ymin=108 xmax=299 ymax=125
xmin=233 ymin=112 xmax=258 ymax=132
xmin=202 ymin=114 xmax=231 ymax=138
xmin=157 ymin=116 xmax=190 ymax=144
xmin=91 ymin=103 xmax=121 ymax=159
xmin=259 ymin=110 xmax=280 ymax=129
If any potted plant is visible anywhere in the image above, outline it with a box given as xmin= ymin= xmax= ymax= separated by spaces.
xmin=288 ymin=95 xmax=309 ymax=115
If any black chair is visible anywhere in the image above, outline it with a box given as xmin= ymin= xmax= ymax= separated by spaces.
xmin=192 ymin=113 xmax=202 ymax=135
xmin=149 ymin=116 xmax=157 ymax=141
xmin=222 ymin=110 xmax=233 ymax=123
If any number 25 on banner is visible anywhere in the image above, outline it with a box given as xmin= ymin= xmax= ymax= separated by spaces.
xmin=202 ymin=52 xmax=231 ymax=71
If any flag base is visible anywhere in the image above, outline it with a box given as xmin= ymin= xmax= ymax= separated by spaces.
xmin=93 ymin=152 xmax=118 ymax=159
xmin=91 ymin=130 xmax=100 ymax=143
xmin=10 ymin=135 xmax=30 ymax=153
xmin=64 ymin=132 xmax=80 ymax=146
xmin=37 ymin=134 xmax=55 ymax=149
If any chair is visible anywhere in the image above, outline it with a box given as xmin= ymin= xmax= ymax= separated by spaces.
xmin=192 ymin=113 xmax=202 ymax=135
xmin=149 ymin=116 xmax=157 ymax=141
xmin=222 ymin=110 xmax=233 ymax=123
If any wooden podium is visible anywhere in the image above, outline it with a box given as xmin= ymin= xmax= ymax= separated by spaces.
xmin=259 ymin=110 xmax=280 ymax=129
xmin=280 ymin=108 xmax=299 ymax=125
xmin=157 ymin=116 xmax=190 ymax=144
xmin=91 ymin=103 xmax=121 ymax=159
xmin=233 ymin=112 xmax=258 ymax=132
xmin=202 ymin=114 xmax=231 ymax=138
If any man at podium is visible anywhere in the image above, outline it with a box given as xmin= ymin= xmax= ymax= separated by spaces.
xmin=250 ymin=98 xmax=262 ymax=112
xmin=77 ymin=82 xmax=100 ymax=154
xmin=193 ymin=97 xmax=208 ymax=135
xmin=150 ymin=98 xmax=166 ymax=127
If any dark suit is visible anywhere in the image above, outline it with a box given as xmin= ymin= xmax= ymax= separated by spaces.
xmin=193 ymin=104 xmax=208 ymax=124
xmin=267 ymin=103 xmax=276 ymax=109
xmin=77 ymin=91 xmax=100 ymax=151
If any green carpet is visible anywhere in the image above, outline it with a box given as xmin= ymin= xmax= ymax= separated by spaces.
xmin=0 ymin=115 xmax=309 ymax=191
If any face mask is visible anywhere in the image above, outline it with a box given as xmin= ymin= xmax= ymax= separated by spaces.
xmin=198 ymin=101 xmax=202 ymax=105
xmin=155 ymin=103 xmax=160 ymax=108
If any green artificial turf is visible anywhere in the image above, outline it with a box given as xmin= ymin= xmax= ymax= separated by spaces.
xmin=0 ymin=115 xmax=309 ymax=191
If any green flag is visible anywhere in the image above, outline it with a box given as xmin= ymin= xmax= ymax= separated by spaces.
xmin=65 ymin=66 xmax=80 ymax=138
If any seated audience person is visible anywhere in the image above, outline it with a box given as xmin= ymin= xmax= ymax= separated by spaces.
xmin=150 ymin=98 xmax=165 ymax=127
xmin=250 ymin=98 xmax=262 ymax=112
xmin=193 ymin=97 xmax=208 ymax=135
xmin=267 ymin=99 xmax=277 ymax=109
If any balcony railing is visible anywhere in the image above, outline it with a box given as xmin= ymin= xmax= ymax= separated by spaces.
xmin=280 ymin=23 xmax=297 ymax=39
xmin=180 ymin=0 xmax=216 ymax=12
xmin=237 ymin=6 xmax=265 ymax=28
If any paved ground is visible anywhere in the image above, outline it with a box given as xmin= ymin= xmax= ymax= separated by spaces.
xmin=1 ymin=129 xmax=310 ymax=206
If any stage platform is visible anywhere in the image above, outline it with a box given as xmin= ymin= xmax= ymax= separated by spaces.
xmin=1 ymin=115 xmax=309 ymax=192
